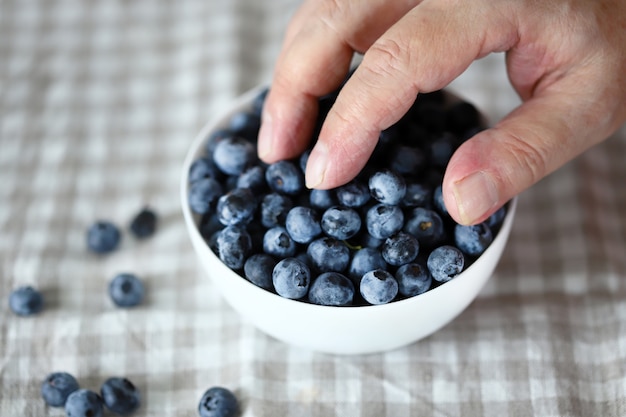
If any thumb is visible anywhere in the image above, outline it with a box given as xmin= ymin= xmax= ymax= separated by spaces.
xmin=442 ymin=86 xmax=619 ymax=225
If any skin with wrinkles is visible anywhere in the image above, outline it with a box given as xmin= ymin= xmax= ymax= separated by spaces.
xmin=258 ymin=0 xmax=626 ymax=225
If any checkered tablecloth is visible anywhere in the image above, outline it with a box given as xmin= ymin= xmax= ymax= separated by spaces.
xmin=2 ymin=1 xmax=626 ymax=416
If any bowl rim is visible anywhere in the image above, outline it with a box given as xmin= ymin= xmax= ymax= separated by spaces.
xmin=180 ymin=85 xmax=518 ymax=314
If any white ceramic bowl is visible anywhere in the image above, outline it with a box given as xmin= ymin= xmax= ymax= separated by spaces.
xmin=181 ymin=86 xmax=517 ymax=355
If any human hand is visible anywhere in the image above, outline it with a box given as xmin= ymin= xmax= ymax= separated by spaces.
xmin=257 ymin=0 xmax=626 ymax=225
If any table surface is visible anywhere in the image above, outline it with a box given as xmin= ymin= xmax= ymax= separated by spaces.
xmin=2 ymin=1 xmax=626 ymax=416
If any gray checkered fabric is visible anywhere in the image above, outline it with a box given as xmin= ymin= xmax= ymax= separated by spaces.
xmin=2 ymin=1 xmax=626 ymax=416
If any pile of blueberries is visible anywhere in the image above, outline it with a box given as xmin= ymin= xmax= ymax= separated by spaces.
xmin=8 ymin=208 xmax=240 ymax=417
xmin=187 ymin=81 xmax=507 ymax=307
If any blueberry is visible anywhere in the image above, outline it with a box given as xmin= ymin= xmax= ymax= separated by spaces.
xmin=100 ymin=377 xmax=140 ymax=415
xmin=265 ymin=160 xmax=304 ymax=196
xmin=216 ymin=188 xmax=257 ymax=226
xmin=486 ymin=206 xmax=507 ymax=231
xmin=41 ymin=372 xmax=80 ymax=407
xmin=9 ymin=286 xmax=44 ymax=316
xmin=86 ymin=220 xmax=121 ymax=254
xmin=308 ymin=272 xmax=355 ymax=306
xmin=213 ymin=136 xmax=256 ymax=176
xmin=260 ymin=192 xmax=293 ymax=228
xmin=402 ymin=182 xmax=433 ymax=208
xmin=272 ymin=258 xmax=311 ymax=299
xmin=204 ymin=128 xmax=233 ymax=156
xmin=348 ymin=247 xmax=387 ymax=283
xmin=189 ymin=157 xmax=222 ymax=183
xmin=309 ymin=189 xmax=336 ymax=210
xmin=365 ymin=203 xmax=404 ymax=239
xmin=335 ymin=180 xmax=370 ymax=208
xmin=307 ymin=237 xmax=351 ymax=273
xmin=428 ymin=131 xmax=458 ymax=168
xmin=129 ymin=207 xmax=158 ymax=239
xmin=403 ymin=207 xmax=446 ymax=248
xmin=369 ymin=169 xmax=406 ymax=205
xmin=432 ymin=185 xmax=449 ymax=218
xmin=199 ymin=213 xmax=224 ymax=241
xmin=262 ymin=226 xmax=296 ymax=258
xmin=189 ymin=178 xmax=223 ymax=215
xmin=381 ymin=232 xmax=419 ymax=266
xmin=299 ymin=148 xmax=311 ymax=173
xmin=360 ymin=269 xmax=398 ymax=305
xmin=243 ymin=254 xmax=276 ymax=291
xmin=65 ymin=389 xmax=104 ymax=417
xmin=109 ymin=273 xmax=145 ymax=308
xmin=198 ymin=386 xmax=239 ymax=417
xmin=427 ymin=245 xmax=465 ymax=283
xmin=285 ymin=206 xmax=322 ymax=244
xmin=228 ymin=110 xmax=261 ymax=141
xmin=389 ymin=145 xmax=425 ymax=176
xmin=217 ymin=225 xmax=252 ymax=270
xmin=236 ymin=165 xmax=266 ymax=193
xmin=395 ymin=263 xmax=432 ymax=297
xmin=320 ymin=206 xmax=361 ymax=240
xmin=454 ymin=222 xmax=493 ymax=257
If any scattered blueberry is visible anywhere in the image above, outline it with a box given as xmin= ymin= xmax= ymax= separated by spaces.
xmin=243 ymin=254 xmax=276 ymax=291
xmin=272 ymin=258 xmax=311 ymax=299
xmin=265 ymin=160 xmax=304 ymax=196
xmin=308 ymin=272 xmax=355 ymax=306
xmin=395 ymin=263 xmax=432 ymax=297
xmin=213 ymin=136 xmax=256 ymax=176
xmin=454 ymin=222 xmax=493 ymax=257
xmin=129 ymin=207 xmax=158 ymax=239
xmin=87 ymin=221 xmax=121 ymax=254
xmin=285 ymin=206 xmax=322 ymax=244
xmin=198 ymin=386 xmax=239 ymax=417
xmin=65 ymin=389 xmax=104 ymax=417
xmin=100 ymin=377 xmax=140 ymax=415
xmin=9 ymin=286 xmax=44 ymax=316
xmin=369 ymin=169 xmax=406 ymax=205
xmin=41 ymin=372 xmax=80 ymax=407
xmin=320 ymin=206 xmax=361 ymax=240
xmin=427 ymin=245 xmax=465 ymax=283
xmin=109 ymin=273 xmax=145 ymax=308
xmin=360 ymin=269 xmax=399 ymax=305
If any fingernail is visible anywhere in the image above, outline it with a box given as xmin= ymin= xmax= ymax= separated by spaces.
xmin=257 ymin=115 xmax=273 ymax=161
xmin=305 ymin=142 xmax=328 ymax=189
xmin=452 ymin=171 xmax=499 ymax=225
